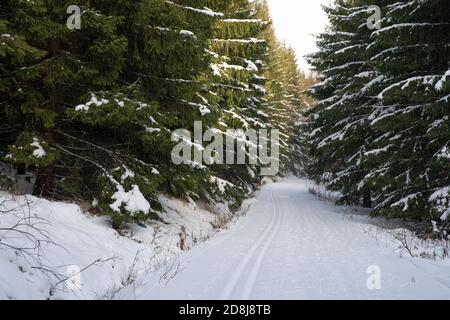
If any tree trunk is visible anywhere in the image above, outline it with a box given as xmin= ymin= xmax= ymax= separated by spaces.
xmin=35 ymin=164 xmax=55 ymax=197
xmin=363 ymin=189 xmax=372 ymax=208
xmin=35 ymin=131 xmax=55 ymax=197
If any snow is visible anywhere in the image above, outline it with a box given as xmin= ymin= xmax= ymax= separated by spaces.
xmin=252 ymin=84 xmax=266 ymax=94
xmin=212 ymin=38 xmax=265 ymax=44
xmin=124 ymin=179 xmax=450 ymax=299
xmin=184 ymin=101 xmax=211 ymax=116
xmin=335 ymin=44 xmax=364 ymax=55
xmin=377 ymin=75 xmax=441 ymax=99
xmin=148 ymin=116 xmax=157 ymax=124
xmin=361 ymin=75 xmax=385 ymax=92
xmin=216 ymin=62 xmax=245 ymax=71
xmin=244 ymin=59 xmax=259 ymax=72
xmin=1 ymin=34 xmax=14 ymax=45
xmin=75 ymin=93 xmax=109 ymax=111
xmin=427 ymin=117 xmax=448 ymax=134
xmin=307 ymin=181 xmax=343 ymax=201
xmin=222 ymin=19 xmax=265 ymax=24
xmin=325 ymin=31 xmax=356 ymax=37
xmin=2 ymin=179 xmax=450 ymax=299
xmin=370 ymin=46 xmax=400 ymax=61
xmin=435 ymin=70 xmax=450 ymax=92
xmin=355 ymin=71 xmax=374 ymax=78
xmin=436 ymin=146 xmax=450 ymax=160
xmin=0 ymin=193 xmax=152 ymax=300
xmin=210 ymin=176 xmax=234 ymax=193
xmin=210 ymin=64 xmax=221 ymax=77
xmin=323 ymin=61 xmax=365 ymax=74
xmin=430 ymin=187 xmax=450 ymax=202
xmin=75 ymin=104 xmax=89 ymax=112
xmin=318 ymin=130 xmax=345 ymax=148
xmin=364 ymin=144 xmax=393 ymax=156
xmin=155 ymin=26 xmax=170 ymax=32
xmin=429 ymin=187 xmax=450 ymax=222
xmin=120 ymin=167 xmax=135 ymax=182
xmin=145 ymin=126 xmax=161 ymax=134
xmin=390 ymin=193 xmax=420 ymax=212
xmin=165 ymin=1 xmax=223 ymax=17
xmin=110 ymin=185 xmax=151 ymax=215
xmin=0 ymin=190 xmax=230 ymax=299
xmin=371 ymin=23 xmax=443 ymax=37
xmin=30 ymin=138 xmax=46 ymax=158
xmin=439 ymin=94 xmax=450 ymax=103
xmin=179 ymin=30 xmax=197 ymax=39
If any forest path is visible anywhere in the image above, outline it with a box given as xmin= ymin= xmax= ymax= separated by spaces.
xmin=134 ymin=179 xmax=450 ymax=299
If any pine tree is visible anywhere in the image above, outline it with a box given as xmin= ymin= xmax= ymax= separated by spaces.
xmin=305 ymin=0 xmax=450 ymax=232
xmin=1 ymin=0 xmax=310 ymax=228
xmin=1 ymin=0 xmax=128 ymax=195
xmin=306 ymin=1 xmax=388 ymax=206
xmin=206 ymin=0 xmax=269 ymax=192
xmin=64 ymin=0 xmax=231 ymax=225
xmin=268 ymin=45 xmax=308 ymax=175
xmin=2 ymin=0 xmax=223 ymax=226
xmin=363 ymin=0 xmax=450 ymax=227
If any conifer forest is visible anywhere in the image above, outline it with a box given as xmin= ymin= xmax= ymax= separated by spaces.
xmin=0 ymin=0 xmax=449 ymax=302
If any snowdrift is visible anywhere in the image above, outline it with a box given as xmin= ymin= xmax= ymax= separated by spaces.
xmin=0 ymin=192 xmax=236 ymax=299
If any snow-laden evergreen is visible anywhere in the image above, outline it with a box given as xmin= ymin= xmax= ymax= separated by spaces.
xmin=305 ymin=0 xmax=450 ymax=233
xmin=0 ymin=0 xmax=308 ymax=228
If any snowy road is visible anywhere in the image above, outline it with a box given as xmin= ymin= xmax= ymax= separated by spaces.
xmin=133 ymin=179 xmax=450 ymax=300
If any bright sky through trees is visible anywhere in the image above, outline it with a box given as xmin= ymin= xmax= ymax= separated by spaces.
xmin=267 ymin=0 xmax=330 ymax=72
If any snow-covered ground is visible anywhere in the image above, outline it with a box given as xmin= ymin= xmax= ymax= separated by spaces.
xmin=1 ymin=178 xmax=449 ymax=300
xmin=0 ymin=192 xmax=242 ymax=299
xmin=125 ymin=179 xmax=450 ymax=300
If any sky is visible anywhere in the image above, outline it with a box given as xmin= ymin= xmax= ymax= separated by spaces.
xmin=267 ymin=0 xmax=331 ymax=72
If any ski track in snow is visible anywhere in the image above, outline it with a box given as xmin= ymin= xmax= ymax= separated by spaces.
xmin=221 ymin=190 xmax=282 ymax=299
xmin=131 ymin=179 xmax=450 ymax=300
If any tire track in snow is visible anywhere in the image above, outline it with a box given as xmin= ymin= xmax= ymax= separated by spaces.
xmin=219 ymin=189 xmax=280 ymax=299
xmin=240 ymin=189 xmax=283 ymax=299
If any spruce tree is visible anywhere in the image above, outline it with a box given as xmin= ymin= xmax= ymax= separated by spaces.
xmin=207 ymin=0 xmax=269 ymax=192
xmin=305 ymin=0 xmax=450 ymax=232
xmin=364 ymin=0 xmax=450 ymax=227
xmin=1 ymin=0 xmax=128 ymax=197
xmin=1 ymin=0 xmax=311 ymax=228
xmin=306 ymin=1 xmax=388 ymax=206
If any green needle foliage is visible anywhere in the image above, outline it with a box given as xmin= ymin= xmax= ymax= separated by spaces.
xmin=306 ymin=0 xmax=450 ymax=233
xmin=1 ymin=0 xmax=309 ymax=228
